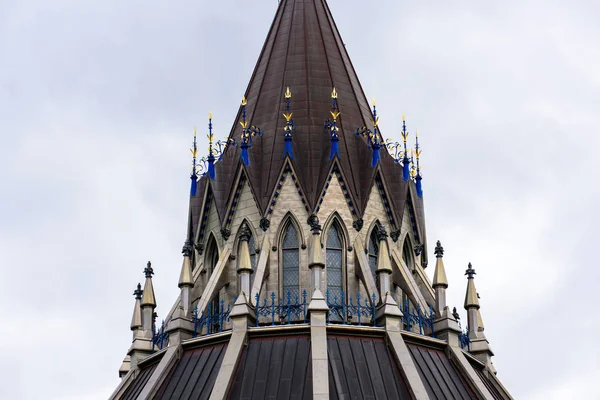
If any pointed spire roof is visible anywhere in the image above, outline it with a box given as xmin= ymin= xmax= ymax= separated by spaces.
xmin=464 ymin=263 xmax=480 ymax=309
xmin=210 ymin=0 xmax=408 ymax=225
xmin=141 ymin=261 xmax=156 ymax=308
xmin=432 ymin=241 xmax=448 ymax=288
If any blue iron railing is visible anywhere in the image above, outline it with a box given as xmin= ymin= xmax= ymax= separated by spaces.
xmin=152 ymin=320 xmax=168 ymax=352
xmin=255 ymin=291 xmax=308 ymax=326
xmin=402 ymin=300 xmax=435 ymax=337
xmin=326 ymin=290 xmax=377 ymax=326
xmin=193 ymin=300 xmax=232 ymax=337
xmin=459 ymin=328 xmax=470 ymax=351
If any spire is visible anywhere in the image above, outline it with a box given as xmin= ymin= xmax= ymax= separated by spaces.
xmin=477 ymin=293 xmax=485 ymax=332
xmin=130 ymin=283 xmax=143 ymax=332
xmin=356 ymin=98 xmax=384 ymax=167
xmin=282 ymin=87 xmax=295 ymax=160
xmin=238 ymin=96 xmax=263 ymax=166
xmin=432 ymin=241 xmax=448 ymax=288
xmin=464 ymin=262 xmax=479 ymax=309
xmin=141 ymin=261 xmax=156 ymax=308
xmin=415 ymin=129 xmax=423 ymax=197
xmin=325 ymin=88 xmax=341 ymax=160
xmin=210 ymin=0 xmax=410 ymax=219
xmin=179 ymin=241 xmax=193 ymax=288
xmin=206 ymin=112 xmax=216 ymax=180
xmin=401 ymin=115 xmax=410 ymax=181
xmin=190 ymin=127 xmax=199 ymax=196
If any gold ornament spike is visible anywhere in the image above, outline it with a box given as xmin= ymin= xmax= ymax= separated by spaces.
xmin=416 ymin=149 xmax=422 ymax=159
xmin=283 ymin=112 xmax=293 ymax=122
xmin=209 ymin=111 xmax=213 ymax=120
xmin=415 ymin=128 xmax=419 ymax=138
xmin=285 ymin=87 xmax=292 ymax=99
xmin=373 ymin=116 xmax=379 ymax=127
xmin=330 ymin=110 xmax=341 ymax=120
xmin=194 ymin=126 xmax=197 ymax=137
xmin=331 ymin=87 xmax=338 ymax=99
xmin=239 ymin=121 xmax=248 ymax=129
xmin=372 ymin=97 xmax=376 ymax=107
xmin=402 ymin=113 xmax=406 ymax=122
xmin=241 ymin=96 xmax=247 ymax=106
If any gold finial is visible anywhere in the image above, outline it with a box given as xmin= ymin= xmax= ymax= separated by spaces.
xmin=241 ymin=96 xmax=247 ymax=106
xmin=331 ymin=87 xmax=338 ymax=99
xmin=372 ymin=97 xmax=376 ymax=107
xmin=285 ymin=87 xmax=292 ymax=99
xmin=193 ymin=126 xmax=197 ymax=138
xmin=402 ymin=113 xmax=406 ymax=122
xmin=283 ymin=112 xmax=293 ymax=122
xmin=209 ymin=111 xmax=213 ymax=120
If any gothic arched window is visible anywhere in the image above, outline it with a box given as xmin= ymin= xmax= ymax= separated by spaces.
xmin=205 ymin=235 xmax=220 ymax=314
xmin=281 ymin=223 xmax=300 ymax=299
xmin=368 ymin=227 xmax=379 ymax=280
xmin=326 ymin=224 xmax=344 ymax=301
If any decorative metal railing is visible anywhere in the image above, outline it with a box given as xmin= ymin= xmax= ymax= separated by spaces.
xmin=326 ymin=290 xmax=377 ymax=326
xmin=152 ymin=320 xmax=169 ymax=352
xmin=255 ymin=291 xmax=308 ymax=326
xmin=193 ymin=300 xmax=232 ymax=337
xmin=401 ymin=300 xmax=435 ymax=337
xmin=459 ymin=329 xmax=470 ymax=350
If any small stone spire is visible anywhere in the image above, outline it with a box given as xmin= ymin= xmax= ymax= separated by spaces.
xmin=130 ymin=283 xmax=143 ymax=334
xmin=237 ymin=223 xmax=254 ymax=295
xmin=463 ymin=268 xmax=496 ymax=372
xmin=375 ymin=225 xmax=393 ymax=298
xmin=141 ymin=262 xmax=156 ymax=335
xmin=432 ymin=241 xmax=449 ymax=315
xmin=179 ymin=241 xmax=194 ymax=316
xmin=307 ymin=215 xmax=324 ymax=292
xmin=464 ymin=263 xmax=480 ymax=341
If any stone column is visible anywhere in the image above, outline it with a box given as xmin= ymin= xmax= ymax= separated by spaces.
xmin=308 ymin=289 xmax=329 ymax=400
xmin=236 ymin=224 xmax=253 ymax=295
xmin=307 ymin=215 xmax=324 ymax=292
xmin=209 ymin=293 xmax=254 ymax=400
xmin=378 ymin=293 xmax=430 ymax=400
xmin=167 ymin=241 xmax=196 ymax=346
xmin=375 ymin=225 xmax=392 ymax=298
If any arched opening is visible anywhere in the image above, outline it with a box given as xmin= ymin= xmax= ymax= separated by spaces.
xmin=368 ymin=227 xmax=379 ymax=281
xmin=204 ymin=234 xmax=220 ymax=315
xmin=281 ymin=222 xmax=300 ymax=300
xmin=326 ymin=223 xmax=344 ymax=300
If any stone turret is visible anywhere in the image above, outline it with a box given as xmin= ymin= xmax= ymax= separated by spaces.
xmin=140 ymin=262 xmax=156 ymax=338
xmin=432 ymin=241 xmax=448 ymax=315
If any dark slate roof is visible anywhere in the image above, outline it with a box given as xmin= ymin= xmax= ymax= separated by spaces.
xmin=228 ymin=335 xmax=313 ymax=400
xmin=476 ymin=369 xmax=510 ymax=400
xmin=207 ymin=0 xmax=410 ymax=227
xmin=406 ymin=343 xmax=479 ymax=400
xmin=154 ymin=342 xmax=227 ymax=400
xmin=328 ymin=336 xmax=412 ymax=400
xmin=121 ymin=359 xmax=159 ymax=400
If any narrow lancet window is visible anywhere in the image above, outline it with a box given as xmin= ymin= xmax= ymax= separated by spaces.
xmin=326 ymin=224 xmax=344 ymax=301
xmin=368 ymin=228 xmax=379 ymax=280
xmin=282 ymin=223 xmax=300 ymax=299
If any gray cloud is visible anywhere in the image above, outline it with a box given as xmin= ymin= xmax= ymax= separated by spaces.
xmin=1 ymin=0 xmax=597 ymax=398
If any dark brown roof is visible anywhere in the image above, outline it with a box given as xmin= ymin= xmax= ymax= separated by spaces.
xmin=328 ymin=335 xmax=412 ymax=400
xmin=154 ymin=343 xmax=227 ymax=400
xmin=121 ymin=359 xmax=159 ymax=400
xmin=407 ymin=343 xmax=479 ymax=400
xmin=228 ymin=335 xmax=313 ymax=399
xmin=207 ymin=0 xmax=410 ymax=228
xmin=475 ymin=368 xmax=511 ymax=400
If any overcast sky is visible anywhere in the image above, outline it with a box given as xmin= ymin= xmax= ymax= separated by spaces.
xmin=1 ymin=0 xmax=599 ymax=399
